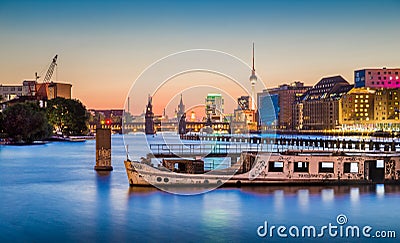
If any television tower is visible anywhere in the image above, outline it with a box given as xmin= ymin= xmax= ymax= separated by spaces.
xmin=249 ymin=43 xmax=257 ymax=110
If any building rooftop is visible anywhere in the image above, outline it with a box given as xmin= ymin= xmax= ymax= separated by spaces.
xmin=301 ymin=75 xmax=352 ymax=101
xmin=355 ymin=67 xmax=400 ymax=71
xmin=346 ymin=87 xmax=376 ymax=95
xmin=207 ymin=93 xmax=222 ymax=97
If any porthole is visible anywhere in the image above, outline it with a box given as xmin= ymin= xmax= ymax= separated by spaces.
xmin=236 ymin=180 xmax=242 ymax=187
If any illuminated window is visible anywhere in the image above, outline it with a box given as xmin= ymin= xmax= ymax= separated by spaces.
xmin=365 ymin=113 xmax=368 ymax=116
xmin=294 ymin=162 xmax=309 ymax=173
xmin=319 ymin=162 xmax=334 ymax=173
xmin=366 ymin=104 xmax=370 ymax=108
xmin=269 ymin=161 xmax=284 ymax=172
xmin=377 ymin=160 xmax=384 ymax=168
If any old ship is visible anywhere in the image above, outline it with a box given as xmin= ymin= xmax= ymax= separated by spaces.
xmin=124 ymin=150 xmax=400 ymax=187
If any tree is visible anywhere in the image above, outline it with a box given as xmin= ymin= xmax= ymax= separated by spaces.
xmin=46 ymin=97 xmax=89 ymax=136
xmin=0 ymin=111 xmax=4 ymax=134
xmin=3 ymin=102 xmax=52 ymax=143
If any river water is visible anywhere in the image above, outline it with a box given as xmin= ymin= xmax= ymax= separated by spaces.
xmin=1 ymin=134 xmax=399 ymax=242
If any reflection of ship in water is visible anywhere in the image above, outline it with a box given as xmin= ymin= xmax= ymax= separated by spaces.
xmin=124 ymin=150 xmax=400 ymax=187
xmin=240 ymin=184 xmax=400 ymax=195
xmin=128 ymin=186 xmax=160 ymax=196
xmin=126 ymin=181 xmax=400 ymax=199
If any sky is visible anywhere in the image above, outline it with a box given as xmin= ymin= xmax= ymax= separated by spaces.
xmin=0 ymin=0 xmax=399 ymax=115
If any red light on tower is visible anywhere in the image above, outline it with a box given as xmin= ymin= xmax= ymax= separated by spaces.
xmin=105 ymin=119 xmax=111 ymax=125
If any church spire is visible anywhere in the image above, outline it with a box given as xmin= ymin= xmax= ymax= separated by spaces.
xmin=177 ymin=93 xmax=186 ymax=122
xmin=179 ymin=93 xmax=184 ymax=107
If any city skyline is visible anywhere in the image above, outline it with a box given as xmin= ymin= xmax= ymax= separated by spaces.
xmin=1 ymin=0 xmax=400 ymax=111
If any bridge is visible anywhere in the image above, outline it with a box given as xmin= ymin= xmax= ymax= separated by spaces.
xmin=180 ymin=134 xmax=400 ymax=152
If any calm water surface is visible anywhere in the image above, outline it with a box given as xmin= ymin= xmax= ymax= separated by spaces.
xmin=1 ymin=135 xmax=400 ymax=242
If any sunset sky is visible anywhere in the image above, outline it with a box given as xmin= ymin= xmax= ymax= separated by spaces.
xmin=1 ymin=0 xmax=399 ymax=116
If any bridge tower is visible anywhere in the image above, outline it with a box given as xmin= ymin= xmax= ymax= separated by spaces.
xmin=145 ymin=95 xmax=155 ymax=135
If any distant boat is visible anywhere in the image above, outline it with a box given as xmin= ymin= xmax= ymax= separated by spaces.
xmin=67 ymin=136 xmax=87 ymax=142
xmin=4 ymin=140 xmax=48 ymax=146
xmin=49 ymin=135 xmax=92 ymax=142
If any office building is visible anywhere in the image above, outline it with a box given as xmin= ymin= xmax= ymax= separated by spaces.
xmin=296 ymin=76 xmax=352 ymax=130
xmin=355 ymin=67 xmax=400 ymax=89
xmin=205 ymin=93 xmax=224 ymax=122
xmin=258 ymin=81 xmax=310 ymax=129
xmin=339 ymin=87 xmax=375 ymax=126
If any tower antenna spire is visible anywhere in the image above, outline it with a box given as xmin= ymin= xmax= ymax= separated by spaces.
xmin=252 ymin=42 xmax=255 ymax=72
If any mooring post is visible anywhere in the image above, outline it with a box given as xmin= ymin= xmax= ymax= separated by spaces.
xmin=94 ymin=127 xmax=113 ymax=171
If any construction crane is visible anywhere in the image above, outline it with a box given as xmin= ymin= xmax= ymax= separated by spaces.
xmin=36 ymin=54 xmax=58 ymax=100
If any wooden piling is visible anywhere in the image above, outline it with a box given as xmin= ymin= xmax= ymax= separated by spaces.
xmin=94 ymin=128 xmax=113 ymax=171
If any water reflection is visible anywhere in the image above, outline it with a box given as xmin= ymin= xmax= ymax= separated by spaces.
xmin=376 ymin=184 xmax=385 ymax=198
xmin=127 ymin=186 xmax=160 ymax=196
xmin=127 ymin=186 xmax=219 ymax=197
xmin=297 ymin=189 xmax=309 ymax=212
xmin=239 ymin=184 xmax=400 ymax=197
xmin=273 ymin=190 xmax=284 ymax=214
xmin=96 ymin=170 xmax=112 ymax=178
xmin=350 ymin=187 xmax=360 ymax=204
xmin=321 ymin=188 xmax=334 ymax=202
xmin=95 ymin=171 xmax=112 ymax=243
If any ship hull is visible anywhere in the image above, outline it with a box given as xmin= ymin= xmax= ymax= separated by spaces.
xmin=124 ymin=151 xmax=400 ymax=187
